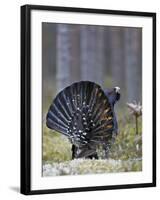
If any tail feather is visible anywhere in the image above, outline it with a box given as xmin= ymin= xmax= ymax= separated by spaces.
xmin=46 ymin=81 xmax=115 ymax=150
xmin=46 ymin=118 xmax=69 ymax=137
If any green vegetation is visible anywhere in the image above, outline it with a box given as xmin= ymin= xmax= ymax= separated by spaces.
xmin=109 ymin=110 xmax=142 ymax=161
xmin=43 ymin=126 xmax=72 ymax=163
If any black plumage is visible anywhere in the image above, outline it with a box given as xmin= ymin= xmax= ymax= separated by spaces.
xmin=46 ymin=81 xmax=120 ymax=159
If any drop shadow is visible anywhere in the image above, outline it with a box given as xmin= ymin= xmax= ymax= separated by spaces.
xmin=9 ymin=186 xmax=20 ymax=193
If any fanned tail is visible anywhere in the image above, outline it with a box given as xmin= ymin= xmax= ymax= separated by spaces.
xmin=46 ymin=81 xmax=115 ymax=158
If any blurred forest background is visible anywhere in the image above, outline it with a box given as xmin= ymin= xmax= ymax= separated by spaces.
xmin=42 ymin=23 xmax=142 ymax=176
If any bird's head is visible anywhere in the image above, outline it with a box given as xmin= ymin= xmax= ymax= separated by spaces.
xmin=104 ymin=86 xmax=120 ymax=107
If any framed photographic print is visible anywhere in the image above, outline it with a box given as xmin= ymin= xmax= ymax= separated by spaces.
xmin=20 ymin=4 xmax=156 ymax=195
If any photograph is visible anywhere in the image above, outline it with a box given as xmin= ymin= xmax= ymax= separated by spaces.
xmin=42 ymin=23 xmax=142 ymax=177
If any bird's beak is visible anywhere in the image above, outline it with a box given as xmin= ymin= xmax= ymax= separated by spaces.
xmin=114 ymin=87 xmax=120 ymax=93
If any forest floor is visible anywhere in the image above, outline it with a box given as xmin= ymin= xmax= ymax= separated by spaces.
xmin=43 ymin=158 xmax=142 ymax=176
xmin=42 ymin=110 xmax=142 ymax=176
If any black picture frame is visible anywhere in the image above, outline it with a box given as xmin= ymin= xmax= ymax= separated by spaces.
xmin=20 ymin=4 xmax=156 ymax=195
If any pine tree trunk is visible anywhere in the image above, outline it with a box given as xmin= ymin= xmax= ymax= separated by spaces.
xmin=56 ymin=24 xmax=71 ymax=92
xmin=80 ymin=25 xmax=105 ymax=86
xmin=96 ymin=26 xmax=105 ymax=87
xmin=109 ymin=27 xmax=125 ymax=91
xmin=69 ymin=26 xmax=81 ymax=83
xmin=124 ymin=27 xmax=142 ymax=102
